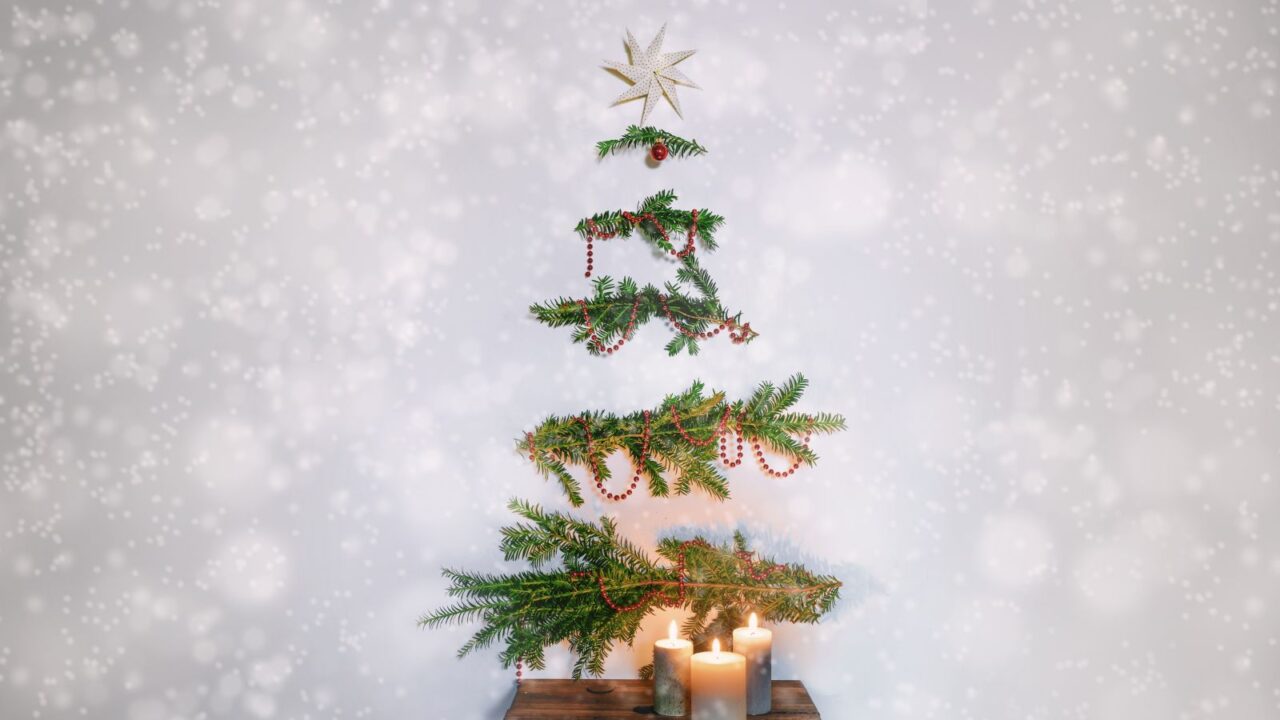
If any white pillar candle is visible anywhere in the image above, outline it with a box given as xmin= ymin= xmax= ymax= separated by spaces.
xmin=731 ymin=613 xmax=773 ymax=715
xmin=653 ymin=620 xmax=693 ymax=716
xmin=691 ymin=638 xmax=746 ymax=720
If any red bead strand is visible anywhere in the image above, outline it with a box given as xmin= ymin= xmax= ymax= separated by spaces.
xmin=583 ymin=218 xmax=618 ymax=278
xmin=582 ymin=209 xmax=700 ymax=278
xmin=752 ymin=440 xmax=801 ymax=478
xmin=574 ymin=416 xmax=604 ymax=491
xmin=670 ymin=405 xmax=732 ymax=447
xmin=682 ymin=209 xmax=699 ymax=258
xmin=586 ymin=407 xmax=655 ymax=502
xmin=726 ymin=321 xmax=753 ymax=344
xmin=734 ymin=550 xmax=782 ymax=582
xmin=672 ymin=540 xmax=709 ymax=606
xmin=578 ymin=295 xmax=641 ymax=355
xmin=657 ymin=293 xmax=751 ymax=345
xmin=575 ymin=411 xmax=651 ymax=502
xmin=750 ymin=419 xmax=815 ymax=479
xmin=624 ymin=409 xmax=652 ymax=500
xmin=719 ymin=416 xmax=745 ymax=468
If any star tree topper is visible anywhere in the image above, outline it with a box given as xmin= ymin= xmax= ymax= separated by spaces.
xmin=605 ymin=24 xmax=698 ymax=124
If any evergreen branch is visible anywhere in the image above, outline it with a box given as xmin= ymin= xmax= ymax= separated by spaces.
xmin=675 ymin=256 xmax=719 ymax=299
xmin=516 ymin=375 xmax=845 ymax=506
xmin=421 ymin=505 xmax=842 ymax=679
xmin=573 ymin=190 xmax=724 ymax=253
xmin=525 ymin=451 xmax=585 ymax=507
xmin=530 ymin=256 xmax=757 ymax=356
xmin=596 ymin=125 xmax=709 ymax=159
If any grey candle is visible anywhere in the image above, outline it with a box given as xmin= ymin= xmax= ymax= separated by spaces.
xmin=731 ymin=613 xmax=772 ymax=715
xmin=653 ymin=620 xmax=693 ymax=716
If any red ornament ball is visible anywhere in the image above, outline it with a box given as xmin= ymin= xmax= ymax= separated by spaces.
xmin=649 ymin=141 xmax=669 ymax=162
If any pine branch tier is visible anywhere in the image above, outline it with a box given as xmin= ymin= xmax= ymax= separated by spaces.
xmin=574 ymin=190 xmax=723 ymax=259
xmin=596 ymin=125 xmax=709 ymax=159
xmin=518 ymin=374 xmax=846 ymax=505
xmin=420 ymin=500 xmax=842 ymax=680
xmin=531 ymin=257 xmax=759 ymax=356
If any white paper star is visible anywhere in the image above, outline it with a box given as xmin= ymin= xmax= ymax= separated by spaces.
xmin=604 ymin=24 xmax=698 ymax=125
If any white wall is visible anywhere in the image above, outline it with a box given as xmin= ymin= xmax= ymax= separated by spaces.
xmin=2 ymin=1 xmax=1277 ymax=718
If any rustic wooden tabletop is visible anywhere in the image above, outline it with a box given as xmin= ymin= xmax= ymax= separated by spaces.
xmin=505 ymin=678 xmax=821 ymax=718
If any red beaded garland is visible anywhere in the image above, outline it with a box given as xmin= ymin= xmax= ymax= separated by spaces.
xmin=574 ymin=416 xmax=603 ymax=492
xmin=578 ymin=295 xmax=641 ymax=355
xmin=669 ymin=404 xmax=732 ymax=447
xmin=657 ymin=293 xmax=752 ymax=346
xmin=734 ymin=550 xmax=782 ymax=581
xmin=583 ymin=218 xmax=617 ymax=278
xmin=626 ymin=409 xmax=652 ymax=499
xmin=618 ymin=208 xmax=698 ymax=259
xmin=581 ymin=208 xmax=700 ymax=278
xmin=574 ymin=411 xmax=651 ymax=501
xmin=719 ymin=416 xmax=745 ymax=468
xmin=727 ymin=321 xmax=753 ymax=344
xmin=750 ymin=420 xmax=815 ymax=478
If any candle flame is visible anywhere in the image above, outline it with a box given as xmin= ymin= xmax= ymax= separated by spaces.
xmin=668 ymin=620 xmax=678 ymax=641
xmin=712 ymin=638 xmax=721 ymax=655
xmin=749 ymin=612 xmax=758 ymax=630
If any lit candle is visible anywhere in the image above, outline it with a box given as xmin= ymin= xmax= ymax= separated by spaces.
xmin=690 ymin=638 xmax=746 ymax=720
xmin=653 ymin=620 xmax=693 ymax=716
xmin=732 ymin=613 xmax=773 ymax=715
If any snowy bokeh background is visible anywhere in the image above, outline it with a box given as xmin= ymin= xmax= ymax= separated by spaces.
xmin=2 ymin=0 xmax=1278 ymax=718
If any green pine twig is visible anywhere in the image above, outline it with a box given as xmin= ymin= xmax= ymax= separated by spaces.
xmin=596 ymin=125 xmax=708 ymax=159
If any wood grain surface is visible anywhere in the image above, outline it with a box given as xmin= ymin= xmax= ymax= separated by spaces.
xmin=505 ymin=678 xmax=821 ymax=718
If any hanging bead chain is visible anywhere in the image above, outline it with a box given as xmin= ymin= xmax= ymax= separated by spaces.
xmin=719 ymin=414 xmax=745 ymax=468
xmin=670 ymin=405 xmax=732 ymax=447
xmin=582 ymin=209 xmax=700 ymax=278
xmin=624 ymin=410 xmax=652 ymax=501
xmin=574 ymin=416 xmax=601 ymax=488
xmin=599 ymin=411 xmax=651 ymax=502
xmin=751 ymin=419 xmax=815 ymax=479
xmin=658 ymin=293 xmax=753 ymax=345
xmin=670 ymin=539 xmax=709 ymax=607
xmin=576 ymin=411 xmax=651 ymax=502
xmin=734 ymin=550 xmax=783 ymax=582
xmin=583 ymin=219 xmax=609 ymax=277
xmin=579 ymin=295 xmax=641 ymax=355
